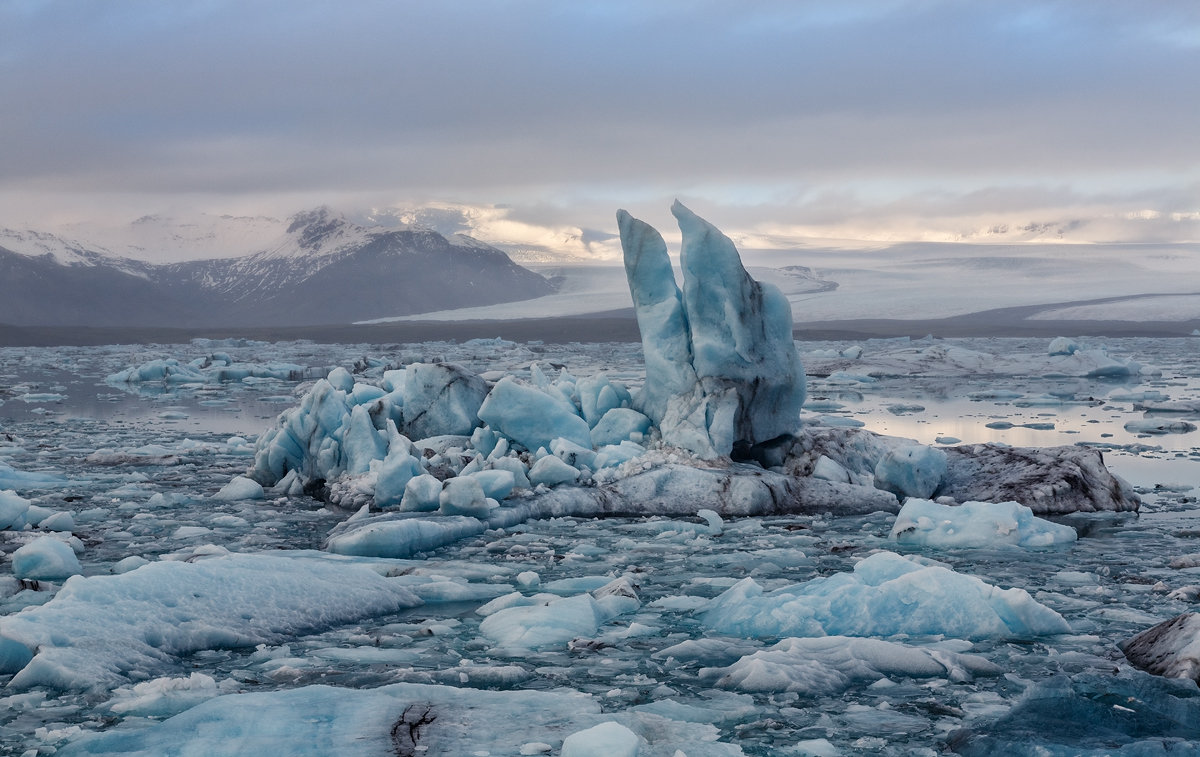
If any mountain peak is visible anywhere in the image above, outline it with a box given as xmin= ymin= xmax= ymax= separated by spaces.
xmin=286 ymin=207 xmax=359 ymax=249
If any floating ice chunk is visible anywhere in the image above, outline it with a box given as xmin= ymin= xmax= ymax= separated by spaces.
xmin=0 ymin=552 xmax=421 ymax=690
xmin=873 ymin=444 xmax=947 ymax=499
xmin=0 ymin=461 xmax=68 ymax=490
xmin=399 ymin=473 xmax=443 ymax=512
xmin=105 ymin=358 xmax=206 ymax=385
xmin=592 ymin=576 xmax=641 ymax=617
xmin=591 ymin=408 xmax=652 ymax=447
xmin=12 ymin=536 xmax=82 ymax=581
xmin=1134 ymin=399 xmax=1200 ymax=412
xmin=38 ymin=511 xmax=75 ymax=532
xmin=561 ymin=721 xmax=641 ymax=757
xmin=325 ymin=515 xmax=487 ymax=559
xmin=112 ymin=556 xmax=150 ymax=574
xmin=791 ymin=739 xmax=841 ymax=757
xmin=480 ymin=593 xmax=607 ymax=650
xmin=0 ymin=489 xmax=31 ymax=529
xmin=1048 ymin=337 xmax=1080 ymax=356
xmin=826 ymin=370 xmax=875 ymax=384
xmin=517 ymin=570 xmax=541 ymax=588
xmin=698 ymin=508 xmax=724 ymax=535
xmin=702 ymin=550 xmax=1070 ymax=640
xmin=706 ymin=636 xmax=1002 ymax=695
xmin=1124 ymin=418 xmax=1197 ymax=435
xmin=401 ymin=362 xmax=488 ymax=438
xmin=479 ymin=578 xmax=640 ymax=651
xmin=438 ymin=477 xmax=493 ymax=518
xmin=477 ymin=376 xmax=592 ymax=452
xmin=56 ymin=681 xmax=745 ymax=757
xmin=529 ymin=455 xmax=581 ymax=487
xmin=889 ymin=499 xmax=1077 ymax=548
xmin=214 ymin=476 xmax=265 ymax=501
xmin=1121 ymin=613 xmax=1200 ymax=682
xmin=106 ymin=672 xmax=234 ymax=718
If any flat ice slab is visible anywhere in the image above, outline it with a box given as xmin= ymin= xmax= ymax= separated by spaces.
xmin=0 ymin=550 xmax=422 ymax=690
xmin=59 ymin=681 xmax=746 ymax=757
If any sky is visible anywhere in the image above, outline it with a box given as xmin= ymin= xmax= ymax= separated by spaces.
xmin=1 ymin=0 xmax=1198 ymax=259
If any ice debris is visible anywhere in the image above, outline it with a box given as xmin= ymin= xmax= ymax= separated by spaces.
xmin=889 ymin=499 xmax=1078 ymax=548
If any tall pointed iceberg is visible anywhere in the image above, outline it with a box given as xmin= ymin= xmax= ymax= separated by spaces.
xmin=617 ymin=202 xmax=806 ymax=458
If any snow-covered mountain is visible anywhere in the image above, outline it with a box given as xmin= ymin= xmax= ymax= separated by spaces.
xmin=0 ymin=209 xmax=555 ymax=327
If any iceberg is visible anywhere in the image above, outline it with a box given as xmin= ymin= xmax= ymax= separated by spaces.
xmin=617 ymin=202 xmax=805 ymax=458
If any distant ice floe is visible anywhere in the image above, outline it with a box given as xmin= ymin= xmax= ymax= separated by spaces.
xmin=106 ymin=353 xmax=322 ymax=387
xmin=804 ymin=338 xmax=1155 ymax=380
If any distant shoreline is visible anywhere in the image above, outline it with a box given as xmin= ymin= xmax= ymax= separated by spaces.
xmin=1 ymin=308 xmax=1197 ymax=348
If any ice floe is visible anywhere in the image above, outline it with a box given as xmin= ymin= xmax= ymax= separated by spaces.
xmin=702 ymin=551 xmax=1071 ymax=640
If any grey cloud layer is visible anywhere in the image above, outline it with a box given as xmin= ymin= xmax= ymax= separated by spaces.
xmin=1 ymin=0 xmax=1197 ymax=234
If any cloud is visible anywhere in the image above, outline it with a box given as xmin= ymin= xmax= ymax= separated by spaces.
xmin=1 ymin=0 xmax=1197 ymax=244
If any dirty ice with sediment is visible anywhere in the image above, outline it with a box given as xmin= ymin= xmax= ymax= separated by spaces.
xmin=1 ymin=205 xmax=1200 ymax=755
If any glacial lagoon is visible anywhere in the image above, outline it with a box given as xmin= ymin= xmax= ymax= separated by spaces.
xmin=1 ymin=335 xmax=1200 ymax=755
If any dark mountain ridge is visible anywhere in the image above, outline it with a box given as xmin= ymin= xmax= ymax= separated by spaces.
xmin=0 ymin=209 xmax=555 ymax=328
